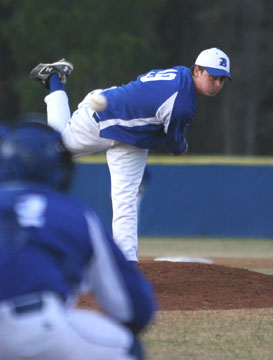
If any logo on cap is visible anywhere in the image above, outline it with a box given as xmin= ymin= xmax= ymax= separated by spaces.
xmin=219 ymin=58 xmax=227 ymax=68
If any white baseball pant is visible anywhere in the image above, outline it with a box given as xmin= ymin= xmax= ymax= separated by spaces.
xmin=0 ymin=293 xmax=136 ymax=360
xmin=45 ymin=91 xmax=148 ymax=261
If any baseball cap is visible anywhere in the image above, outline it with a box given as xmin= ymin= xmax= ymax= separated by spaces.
xmin=195 ymin=48 xmax=232 ymax=80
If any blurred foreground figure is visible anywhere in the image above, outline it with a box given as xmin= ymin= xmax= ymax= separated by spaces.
xmin=0 ymin=122 xmax=156 ymax=360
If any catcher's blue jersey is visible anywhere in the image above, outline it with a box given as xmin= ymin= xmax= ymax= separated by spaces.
xmin=98 ymin=66 xmax=196 ymax=154
xmin=0 ymin=182 xmax=155 ymax=333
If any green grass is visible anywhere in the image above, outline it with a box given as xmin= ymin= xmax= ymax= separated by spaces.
xmin=142 ymin=309 xmax=273 ymax=360
xmin=138 ymin=237 xmax=273 ymax=259
xmin=248 ymin=268 xmax=273 ymax=276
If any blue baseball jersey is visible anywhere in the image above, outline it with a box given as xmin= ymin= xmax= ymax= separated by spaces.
xmin=97 ymin=66 xmax=196 ymax=154
xmin=0 ymin=182 xmax=156 ymax=333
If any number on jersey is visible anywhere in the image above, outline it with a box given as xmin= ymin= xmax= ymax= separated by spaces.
xmin=140 ymin=69 xmax=177 ymax=82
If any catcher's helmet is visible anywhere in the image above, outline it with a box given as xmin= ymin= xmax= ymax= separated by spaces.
xmin=0 ymin=122 xmax=73 ymax=191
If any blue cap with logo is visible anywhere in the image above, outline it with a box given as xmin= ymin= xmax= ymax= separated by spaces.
xmin=195 ymin=47 xmax=232 ymax=80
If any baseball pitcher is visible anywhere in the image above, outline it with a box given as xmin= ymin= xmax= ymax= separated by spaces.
xmin=29 ymin=48 xmax=231 ymax=263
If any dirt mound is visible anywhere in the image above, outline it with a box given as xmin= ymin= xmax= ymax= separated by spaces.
xmin=78 ymin=260 xmax=273 ymax=311
xmin=138 ymin=261 xmax=273 ymax=310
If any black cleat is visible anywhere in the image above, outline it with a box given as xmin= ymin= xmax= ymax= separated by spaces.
xmin=30 ymin=58 xmax=73 ymax=89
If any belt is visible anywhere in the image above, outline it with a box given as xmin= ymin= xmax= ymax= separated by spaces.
xmin=0 ymin=292 xmax=65 ymax=317
xmin=93 ymin=112 xmax=100 ymax=123
xmin=12 ymin=294 xmax=44 ymax=315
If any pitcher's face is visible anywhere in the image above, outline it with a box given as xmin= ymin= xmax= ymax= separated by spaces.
xmin=193 ymin=68 xmax=226 ymax=97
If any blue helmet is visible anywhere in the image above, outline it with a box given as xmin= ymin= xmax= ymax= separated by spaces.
xmin=0 ymin=122 xmax=73 ymax=191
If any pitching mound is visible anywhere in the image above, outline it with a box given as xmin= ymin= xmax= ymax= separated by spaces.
xmin=78 ymin=260 xmax=273 ymax=311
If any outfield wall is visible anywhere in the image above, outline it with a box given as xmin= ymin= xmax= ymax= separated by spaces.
xmin=70 ymin=155 xmax=273 ymax=238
